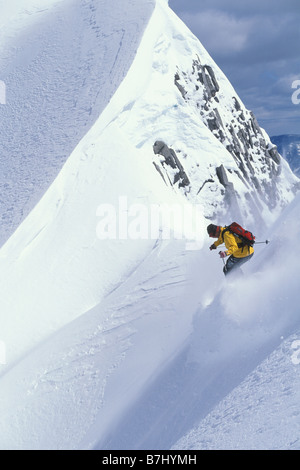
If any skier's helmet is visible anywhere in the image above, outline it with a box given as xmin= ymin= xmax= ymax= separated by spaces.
xmin=207 ymin=224 xmax=220 ymax=237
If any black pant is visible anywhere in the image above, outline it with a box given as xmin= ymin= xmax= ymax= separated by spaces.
xmin=223 ymin=253 xmax=254 ymax=276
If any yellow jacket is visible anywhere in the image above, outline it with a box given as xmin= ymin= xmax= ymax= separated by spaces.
xmin=213 ymin=227 xmax=254 ymax=258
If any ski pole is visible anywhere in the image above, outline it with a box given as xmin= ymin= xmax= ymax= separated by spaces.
xmin=255 ymin=240 xmax=270 ymax=245
xmin=221 ymin=256 xmax=227 ymax=274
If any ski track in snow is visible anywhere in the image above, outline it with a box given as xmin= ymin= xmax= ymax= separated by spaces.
xmin=0 ymin=0 xmax=299 ymax=450
xmin=0 ymin=237 xmax=191 ymax=450
xmin=174 ymin=330 xmax=300 ymax=451
xmin=1 ymin=220 xmax=299 ymax=450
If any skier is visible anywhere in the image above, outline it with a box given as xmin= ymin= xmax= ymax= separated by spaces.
xmin=207 ymin=223 xmax=254 ymax=276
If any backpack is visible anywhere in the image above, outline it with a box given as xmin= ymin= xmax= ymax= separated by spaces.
xmin=222 ymin=222 xmax=255 ymax=248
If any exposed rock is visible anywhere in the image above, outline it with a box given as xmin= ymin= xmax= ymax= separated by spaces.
xmin=172 ymin=55 xmax=298 ymax=223
xmin=216 ymin=164 xmax=242 ymax=221
xmin=270 ymin=134 xmax=300 ymax=177
xmin=267 ymin=145 xmax=281 ymax=165
xmin=153 ymin=141 xmax=190 ymax=189
xmin=197 ymin=178 xmax=214 ymax=195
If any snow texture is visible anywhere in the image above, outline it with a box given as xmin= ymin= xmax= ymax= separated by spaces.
xmin=0 ymin=0 xmax=299 ymax=450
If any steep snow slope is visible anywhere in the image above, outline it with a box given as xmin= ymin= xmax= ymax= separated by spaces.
xmin=0 ymin=0 xmax=158 ymax=367
xmin=0 ymin=0 xmax=225 ymax=373
xmin=173 ymin=193 xmax=300 ymax=450
xmin=174 ymin=330 xmax=300 ymax=450
xmin=0 ymin=0 xmax=155 ymax=245
xmin=0 ymin=177 xmax=299 ymax=450
xmin=0 ymin=238 xmax=200 ymax=449
xmin=126 ymin=1 xmax=299 ymax=225
xmin=107 ymin=0 xmax=299 ymax=226
xmin=0 ymin=0 xmax=299 ymax=450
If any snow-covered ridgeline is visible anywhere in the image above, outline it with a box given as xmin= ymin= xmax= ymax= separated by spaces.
xmin=0 ymin=0 xmax=161 ymax=368
xmin=96 ymin=0 xmax=299 ymax=226
xmin=0 ymin=0 xmax=155 ymax=246
xmin=0 ymin=0 xmax=299 ymax=450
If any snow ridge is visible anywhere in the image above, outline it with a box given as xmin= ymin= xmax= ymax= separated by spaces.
xmin=0 ymin=0 xmax=299 ymax=450
xmin=0 ymin=0 xmax=155 ymax=246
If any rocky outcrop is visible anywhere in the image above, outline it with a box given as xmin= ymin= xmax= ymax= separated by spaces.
xmin=271 ymin=134 xmax=300 ymax=176
xmin=173 ymin=54 xmax=298 ymax=222
xmin=216 ymin=164 xmax=242 ymax=220
xmin=153 ymin=140 xmax=190 ymax=189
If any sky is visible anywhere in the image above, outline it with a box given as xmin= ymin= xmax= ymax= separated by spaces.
xmin=169 ymin=0 xmax=300 ymax=137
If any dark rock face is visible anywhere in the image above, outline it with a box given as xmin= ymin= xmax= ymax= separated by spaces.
xmin=216 ymin=164 xmax=242 ymax=221
xmin=153 ymin=141 xmax=190 ymax=189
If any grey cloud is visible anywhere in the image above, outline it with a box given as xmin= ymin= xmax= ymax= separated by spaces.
xmin=169 ymin=0 xmax=300 ymax=16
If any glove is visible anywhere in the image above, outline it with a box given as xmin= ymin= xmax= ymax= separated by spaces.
xmin=219 ymin=251 xmax=227 ymax=258
xmin=209 ymin=244 xmax=216 ymax=250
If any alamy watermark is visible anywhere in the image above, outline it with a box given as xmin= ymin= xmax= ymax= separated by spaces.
xmin=291 ymin=80 xmax=300 ymax=105
xmin=0 ymin=80 xmax=6 ymax=105
xmin=96 ymin=196 xmax=204 ymax=250
xmin=0 ymin=341 xmax=6 ymax=365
